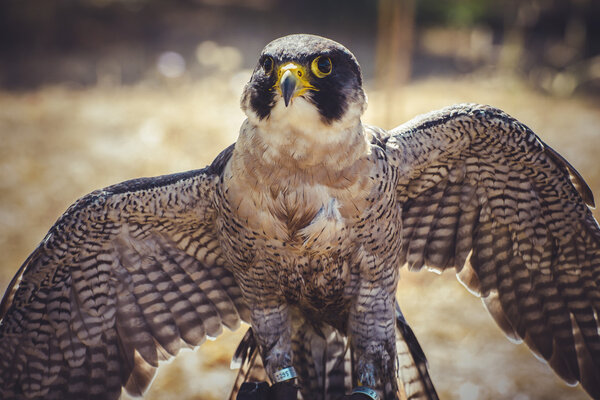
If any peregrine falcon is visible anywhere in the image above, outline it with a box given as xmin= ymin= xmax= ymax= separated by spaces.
xmin=1 ymin=34 xmax=599 ymax=400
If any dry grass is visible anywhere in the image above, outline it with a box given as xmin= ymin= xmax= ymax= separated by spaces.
xmin=0 ymin=72 xmax=599 ymax=400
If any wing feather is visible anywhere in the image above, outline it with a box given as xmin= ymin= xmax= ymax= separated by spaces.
xmin=386 ymin=104 xmax=600 ymax=398
xmin=0 ymin=145 xmax=245 ymax=399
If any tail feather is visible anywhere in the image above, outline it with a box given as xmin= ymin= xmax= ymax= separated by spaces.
xmin=229 ymin=329 xmax=268 ymax=400
xmin=395 ymin=303 xmax=439 ymax=400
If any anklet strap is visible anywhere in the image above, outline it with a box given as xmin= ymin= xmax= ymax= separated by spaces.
xmin=352 ymin=386 xmax=380 ymax=400
xmin=273 ymin=366 xmax=297 ymax=383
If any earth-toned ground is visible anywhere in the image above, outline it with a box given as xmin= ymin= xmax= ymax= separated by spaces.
xmin=0 ymin=72 xmax=598 ymax=399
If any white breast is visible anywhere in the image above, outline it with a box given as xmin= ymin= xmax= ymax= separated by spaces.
xmin=298 ymin=197 xmax=346 ymax=251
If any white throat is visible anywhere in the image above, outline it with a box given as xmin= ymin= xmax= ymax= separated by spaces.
xmin=241 ymin=96 xmax=368 ymax=168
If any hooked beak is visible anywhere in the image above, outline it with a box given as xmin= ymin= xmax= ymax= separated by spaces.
xmin=280 ymin=70 xmax=297 ymax=107
xmin=274 ymin=62 xmax=318 ymax=107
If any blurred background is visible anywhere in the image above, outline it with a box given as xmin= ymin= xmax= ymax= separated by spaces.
xmin=0 ymin=0 xmax=599 ymax=399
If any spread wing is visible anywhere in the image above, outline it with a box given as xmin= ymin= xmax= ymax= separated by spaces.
xmin=0 ymin=145 xmax=247 ymax=400
xmin=385 ymin=104 xmax=600 ymax=398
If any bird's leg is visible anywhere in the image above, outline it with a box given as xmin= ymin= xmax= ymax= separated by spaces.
xmin=234 ymin=262 xmax=298 ymax=398
xmin=348 ymin=287 xmax=397 ymax=396
xmin=249 ymin=297 xmax=295 ymax=383
xmin=249 ymin=302 xmax=300 ymax=399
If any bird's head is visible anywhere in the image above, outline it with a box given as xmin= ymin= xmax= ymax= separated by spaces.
xmin=241 ymin=34 xmax=367 ymax=132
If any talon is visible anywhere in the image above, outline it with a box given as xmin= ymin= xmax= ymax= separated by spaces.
xmin=236 ymin=381 xmax=270 ymax=400
xmin=269 ymin=381 xmax=299 ymax=400
xmin=336 ymin=393 xmax=377 ymax=400
xmin=235 ymin=381 xmax=299 ymax=400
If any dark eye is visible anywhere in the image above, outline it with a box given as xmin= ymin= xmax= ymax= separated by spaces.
xmin=311 ymin=56 xmax=332 ymax=78
xmin=262 ymin=56 xmax=274 ymax=75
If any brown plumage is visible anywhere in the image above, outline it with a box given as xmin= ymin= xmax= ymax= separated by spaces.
xmin=1 ymin=34 xmax=599 ymax=400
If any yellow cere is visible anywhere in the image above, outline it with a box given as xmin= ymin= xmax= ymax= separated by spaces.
xmin=272 ymin=62 xmax=319 ymax=97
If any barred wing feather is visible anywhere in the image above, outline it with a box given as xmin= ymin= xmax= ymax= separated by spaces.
xmin=0 ymin=146 xmax=246 ymax=400
xmin=386 ymin=104 xmax=600 ymax=398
